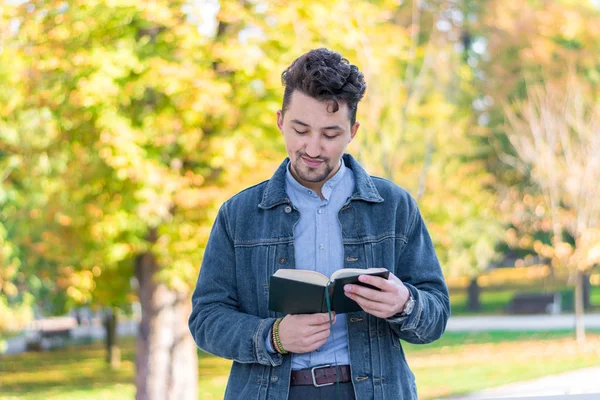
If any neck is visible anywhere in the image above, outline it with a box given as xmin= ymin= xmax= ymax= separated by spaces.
xmin=290 ymin=159 xmax=342 ymax=199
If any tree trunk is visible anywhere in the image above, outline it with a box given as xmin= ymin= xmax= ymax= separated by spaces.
xmin=135 ymin=250 xmax=198 ymax=400
xmin=582 ymin=271 xmax=591 ymax=310
xmin=104 ymin=307 xmax=121 ymax=369
xmin=574 ymin=270 xmax=586 ymax=344
xmin=466 ymin=277 xmax=481 ymax=312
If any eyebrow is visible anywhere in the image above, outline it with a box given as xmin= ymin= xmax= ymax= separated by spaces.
xmin=290 ymin=119 xmax=344 ymax=131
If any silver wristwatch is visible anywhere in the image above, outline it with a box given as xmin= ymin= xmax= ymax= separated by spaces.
xmin=400 ymin=294 xmax=415 ymax=317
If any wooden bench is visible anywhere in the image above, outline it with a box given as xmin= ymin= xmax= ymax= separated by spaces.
xmin=25 ymin=317 xmax=77 ymax=351
xmin=505 ymin=292 xmax=561 ymax=315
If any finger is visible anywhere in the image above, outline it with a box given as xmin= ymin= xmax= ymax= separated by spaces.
xmin=290 ymin=313 xmax=327 ymax=326
xmin=307 ymin=338 xmax=329 ymax=353
xmin=306 ymin=312 xmax=335 ymax=325
xmin=386 ymin=272 xmax=402 ymax=284
xmin=300 ymin=329 xmax=330 ymax=349
xmin=310 ymin=323 xmax=332 ymax=335
xmin=345 ymin=290 xmax=389 ymax=312
xmin=357 ymin=274 xmax=395 ymax=291
xmin=350 ymin=293 xmax=400 ymax=318
xmin=310 ymin=328 xmax=332 ymax=343
xmin=344 ymin=283 xmax=389 ymax=303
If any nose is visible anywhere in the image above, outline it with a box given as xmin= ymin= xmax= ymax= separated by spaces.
xmin=305 ymin=135 xmax=321 ymax=158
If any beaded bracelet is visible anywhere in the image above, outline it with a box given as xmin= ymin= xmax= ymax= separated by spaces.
xmin=271 ymin=320 xmax=281 ymax=353
xmin=272 ymin=318 xmax=288 ymax=354
xmin=271 ymin=329 xmax=283 ymax=354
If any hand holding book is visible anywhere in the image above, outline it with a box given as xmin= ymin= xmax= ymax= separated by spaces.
xmin=275 ymin=312 xmax=334 ymax=354
xmin=268 ymin=268 xmax=390 ymax=314
xmin=343 ymin=272 xmax=412 ymax=319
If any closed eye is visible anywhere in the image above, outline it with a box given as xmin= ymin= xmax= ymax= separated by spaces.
xmin=293 ymin=128 xmax=308 ymax=134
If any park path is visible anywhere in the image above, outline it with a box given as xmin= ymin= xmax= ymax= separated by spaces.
xmin=444 ymin=366 xmax=600 ymax=399
xmin=445 ymin=313 xmax=600 ymax=332
xmin=3 ymin=317 xmax=137 ymax=355
xmin=4 ymin=313 xmax=600 ymax=355
xmin=440 ymin=314 xmax=600 ymax=399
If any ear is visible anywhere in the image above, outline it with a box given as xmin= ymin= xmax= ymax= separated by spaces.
xmin=277 ymin=110 xmax=284 ymax=133
xmin=349 ymin=121 xmax=360 ymax=142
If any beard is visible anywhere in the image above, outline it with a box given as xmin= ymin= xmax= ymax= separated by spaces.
xmin=291 ymin=153 xmax=336 ymax=183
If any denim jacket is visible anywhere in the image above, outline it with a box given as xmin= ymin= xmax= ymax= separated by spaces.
xmin=189 ymin=154 xmax=450 ymax=400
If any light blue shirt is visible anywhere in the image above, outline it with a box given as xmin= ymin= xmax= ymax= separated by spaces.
xmin=266 ymin=158 xmax=355 ymax=369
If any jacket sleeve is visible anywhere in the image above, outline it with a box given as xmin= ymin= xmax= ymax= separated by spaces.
xmin=188 ymin=204 xmax=283 ymax=366
xmin=386 ymin=200 xmax=451 ymax=344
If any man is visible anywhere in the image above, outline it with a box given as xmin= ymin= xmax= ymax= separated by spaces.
xmin=189 ymin=48 xmax=450 ymax=400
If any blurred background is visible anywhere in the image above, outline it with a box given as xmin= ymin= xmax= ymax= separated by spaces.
xmin=1 ymin=0 xmax=600 ymax=399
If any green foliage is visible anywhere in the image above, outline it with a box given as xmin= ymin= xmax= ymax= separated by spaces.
xmin=2 ymin=0 xmax=596 ymax=330
xmin=0 ymin=0 xmax=508 ymax=318
xmin=0 ymin=0 xmax=524 ymax=334
xmin=350 ymin=2 xmax=503 ymax=278
xmin=1 ymin=0 xmax=288 ymax=317
xmin=466 ymin=0 xmax=600 ymax=272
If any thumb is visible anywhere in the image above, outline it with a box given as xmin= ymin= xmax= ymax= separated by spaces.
xmin=388 ymin=272 xmax=402 ymax=284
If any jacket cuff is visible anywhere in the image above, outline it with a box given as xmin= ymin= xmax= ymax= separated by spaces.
xmin=254 ymin=317 xmax=284 ymax=366
xmin=265 ymin=327 xmax=277 ymax=354
xmin=386 ymin=284 xmax=421 ymax=327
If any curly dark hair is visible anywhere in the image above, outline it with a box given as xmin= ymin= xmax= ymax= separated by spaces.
xmin=281 ymin=48 xmax=366 ymax=126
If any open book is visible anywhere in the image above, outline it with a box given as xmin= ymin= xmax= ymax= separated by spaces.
xmin=268 ymin=268 xmax=390 ymax=314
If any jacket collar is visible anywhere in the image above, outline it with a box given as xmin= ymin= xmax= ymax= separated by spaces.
xmin=258 ymin=153 xmax=383 ymax=209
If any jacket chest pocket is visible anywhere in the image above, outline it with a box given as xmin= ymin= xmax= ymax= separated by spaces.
xmin=236 ymin=242 xmax=294 ymax=318
xmin=342 ymin=243 xmax=368 ymax=269
xmin=366 ymin=237 xmax=398 ymax=270
xmin=343 ymin=236 xmax=399 ymax=270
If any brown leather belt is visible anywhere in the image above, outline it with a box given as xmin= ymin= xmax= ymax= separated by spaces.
xmin=290 ymin=364 xmax=351 ymax=387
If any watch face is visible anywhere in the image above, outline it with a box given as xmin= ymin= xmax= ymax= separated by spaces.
xmin=404 ymin=297 xmax=415 ymax=315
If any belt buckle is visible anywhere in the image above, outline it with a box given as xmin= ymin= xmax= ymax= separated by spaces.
xmin=310 ymin=364 xmax=334 ymax=388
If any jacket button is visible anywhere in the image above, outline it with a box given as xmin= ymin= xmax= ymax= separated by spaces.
xmin=271 ymin=375 xmax=278 ymax=382
xmin=279 ymin=257 xmax=287 ymax=264
xmin=284 ymin=206 xmax=292 ymax=213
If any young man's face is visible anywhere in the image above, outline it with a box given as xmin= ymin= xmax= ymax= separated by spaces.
xmin=277 ymin=90 xmax=360 ymax=192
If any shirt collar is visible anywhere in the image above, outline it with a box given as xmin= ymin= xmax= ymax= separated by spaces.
xmin=258 ymin=153 xmax=383 ymax=209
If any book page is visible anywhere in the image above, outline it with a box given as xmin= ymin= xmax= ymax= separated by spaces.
xmin=330 ymin=267 xmax=388 ymax=281
xmin=273 ymin=269 xmax=329 ymax=286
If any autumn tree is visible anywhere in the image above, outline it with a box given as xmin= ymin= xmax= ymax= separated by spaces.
xmin=1 ymin=1 xmax=237 ymax=398
xmin=350 ymin=1 xmax=503 ymax=302
xmin=505 ymin=74 xmax=600 ymax=342
xmin=471 ymin=0 xmax=600 ymax=276
xmin=4 ymin=0 xmax=502 ymax=397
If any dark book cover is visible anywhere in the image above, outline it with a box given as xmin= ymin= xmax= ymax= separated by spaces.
xmin=268 ymin=276 xmax=327 ymax=314
xmin=268 ymin=269 xmax=390 ymax=314
xmin=329 ymin=271 xmax=389 ymax=313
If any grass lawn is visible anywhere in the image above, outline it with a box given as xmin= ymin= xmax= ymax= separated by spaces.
xmin=0 ymin=337 xmax=231 ymax=400
xmin=405 ymin=330 xmax=600 ymax=399
xmin=1 ymin=330 xmax=599 ymax=400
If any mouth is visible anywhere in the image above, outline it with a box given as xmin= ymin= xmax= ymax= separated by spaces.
xmin=301 ymin=156 xmax=324 ymax=168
